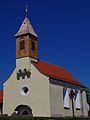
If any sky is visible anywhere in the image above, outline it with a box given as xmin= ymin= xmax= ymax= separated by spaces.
xmin=0 ymin=0 xmax=90 ymax=89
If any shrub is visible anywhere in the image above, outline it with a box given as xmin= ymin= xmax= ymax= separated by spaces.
xmin=0 ymin=116 xmax=90 ymax=120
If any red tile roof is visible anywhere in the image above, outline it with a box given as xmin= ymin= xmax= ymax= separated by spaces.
xmin=32 ymin=60 xmax=85 ymax=88
xmin=0 ymin=91 xmax=3 ymax=103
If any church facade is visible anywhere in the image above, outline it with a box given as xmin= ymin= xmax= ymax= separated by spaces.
xmin=0 ymin=12 xmax=88 ymax=117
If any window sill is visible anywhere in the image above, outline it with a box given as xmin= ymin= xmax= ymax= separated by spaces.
xmin=76 ymin=108 xmax=81 ymax=110
xmin=64 ymin=107 xmax=70 ymax=110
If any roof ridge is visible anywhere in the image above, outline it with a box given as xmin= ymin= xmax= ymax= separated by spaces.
xmin=38 ymin=59 xmax=64 ymax=69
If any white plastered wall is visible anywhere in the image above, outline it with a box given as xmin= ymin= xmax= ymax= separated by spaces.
xmin=16 ymin=57 xmax=31 ymax=71
xmin=49 ymin=80 xmax=88 ymax=117
xmin=3 ymin=62 xmax=50 ymax=117
xmin=81 ymin=91 xmax=88 ymax=117
xmin=49 ymin=82 xmax=64 ymax=117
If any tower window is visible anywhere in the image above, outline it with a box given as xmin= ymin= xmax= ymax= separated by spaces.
xmin=20 ymin=40 xmax=25 ymax=50
xmin=31 ymin=41 xmax=35 ymax=51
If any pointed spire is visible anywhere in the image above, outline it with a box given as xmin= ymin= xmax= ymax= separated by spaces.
xmin=15 ymin=17 xmax=38 ymax=37
xmin=15 ymin=2 xmax=38 ymax=37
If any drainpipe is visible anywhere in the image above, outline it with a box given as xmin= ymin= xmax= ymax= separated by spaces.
xmin=71 ymin=97 xmax=74 ymax=117
xmin=81 ymin=91 xmax=84 ymax=116
xmin=69 ymin=90 xmax=75 ymax=117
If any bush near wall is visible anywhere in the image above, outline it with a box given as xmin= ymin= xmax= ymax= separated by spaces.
xmin=0 ymin=117 xmax=90 ymax=120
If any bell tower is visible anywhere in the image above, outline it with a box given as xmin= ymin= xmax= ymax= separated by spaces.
xmin=15 ymin=6 xmax=38 ymax=80
xmin=15 ymin=17 xmax=38 ymax=59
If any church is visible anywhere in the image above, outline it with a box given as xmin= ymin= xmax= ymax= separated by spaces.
xmin=0 ymin=8 xmax=88 ymax=117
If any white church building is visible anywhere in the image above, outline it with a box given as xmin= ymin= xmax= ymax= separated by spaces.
xmin=0 ymin=9 xmax=88 ymax=117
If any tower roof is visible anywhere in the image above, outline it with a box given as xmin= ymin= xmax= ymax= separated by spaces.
xmin=15 ymin=17 xmax=38 ymax=37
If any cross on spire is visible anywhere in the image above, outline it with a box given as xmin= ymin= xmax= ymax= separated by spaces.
xmin=26 ymin=4 xmax=28 ymax=17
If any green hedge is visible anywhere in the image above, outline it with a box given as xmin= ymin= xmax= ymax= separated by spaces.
xmin=0 ymin=117 xmax=90 ymax=120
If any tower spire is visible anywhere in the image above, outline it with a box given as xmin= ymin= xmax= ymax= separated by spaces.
xmin=26 ymin=4 xmax=28 ymax=17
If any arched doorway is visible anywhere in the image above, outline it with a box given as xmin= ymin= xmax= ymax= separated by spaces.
xmin=14 ymin=105 xmax=33 ymax=116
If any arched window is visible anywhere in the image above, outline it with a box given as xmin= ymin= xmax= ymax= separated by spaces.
xmin=75 ymin=90 xmax=81 ymax=109
xmin=63 ymin=87 xmax=70 ymax=108
xmin=20 ymin=40 xmax=25 ymax=50
xmin=31 ymin=41 xmax=35 ymax=51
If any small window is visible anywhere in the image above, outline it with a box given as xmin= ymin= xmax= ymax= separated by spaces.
xmin=31 ymin=41 xmax=35 ymax=51
xmin=21 ymin=86 xmax=29 ymax=96
xmin=20 ymin=40 xmax=25 ymax=50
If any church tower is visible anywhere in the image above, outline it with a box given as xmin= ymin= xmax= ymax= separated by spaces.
xmin=15 ymin=16 xmax=38 ymax=59
xmin=15 ymin=7 xmax=38 ymax=80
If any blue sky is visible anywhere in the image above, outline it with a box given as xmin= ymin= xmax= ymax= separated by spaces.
xmin=0 ymin=0 xmax=90 ymax=89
